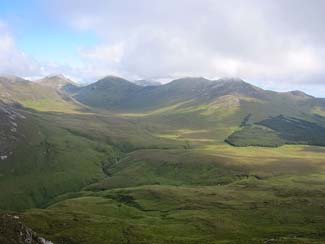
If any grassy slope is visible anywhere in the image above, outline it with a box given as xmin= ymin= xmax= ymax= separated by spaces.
xmin=0 ymin=97 xmax=180 ymax=211
xmin=23 ymin=145 xmax=325 ymax=244
xmin=0 ymin=110 xmax=114 ymax=210
xmin=226 ymin=115 xmax=325 ymax=147
xmin=0 ymin=77 xmax=80 ymax=113
xmin=225 ymin=125 xmax=285 ymax=147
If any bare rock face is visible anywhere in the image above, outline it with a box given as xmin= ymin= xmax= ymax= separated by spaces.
xmin=0 ymin=214 xmax=53 ymax=244
xmin=0 ymin=101 xmax=25 ymax=161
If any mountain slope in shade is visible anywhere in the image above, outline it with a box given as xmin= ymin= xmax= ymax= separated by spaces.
xmin=68 ymin=75 xmax=325 ymax=119
xmin=74 ymin=76 xmax=143 ymax=108
xmin=70 ymin=76 xmax=271 ymax=110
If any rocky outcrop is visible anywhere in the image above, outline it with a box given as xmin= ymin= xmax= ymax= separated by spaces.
xmin=0 ymin=102 xmax=25 ymax=161
xmin=0 ymin=214 xmax=53 ymax=244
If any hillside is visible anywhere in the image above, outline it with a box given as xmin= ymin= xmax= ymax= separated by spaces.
xmin=73 ymin=76 xmax=143 ymax=109
xmin=0 ymin=214 xmax=53 ymax=244
xmin=70 ymin=76 xmax=269 ymax=111
xmin=68 ymin=76 xmax=323 ymax=116
xmin=0 ymin=75 xmax=325 ymax=243
xmin=35 ymin=75 xmax=75 ymax=89
xmin=227 ymin=115 xmax=325 ymax=147
xmin=68 ymin=75 xmax=325 ymax=147
xmin=2 ymin=74 xmax=323 ymax=148
xmin=0 ymin=76 xmax=78 ymax=112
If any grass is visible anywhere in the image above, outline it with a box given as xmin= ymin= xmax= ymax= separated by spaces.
xmin=23 ymin=176 xmax=325 ymax=243
xmin=22 ymin=97 xmax=79 ymax=113
xmin=0 ymin=101 xmax=183 ymax=211
xmin=19 ymin=143 xmax=325 ymax=243
xmin=0 ymin=111 xmax=114 ymax=210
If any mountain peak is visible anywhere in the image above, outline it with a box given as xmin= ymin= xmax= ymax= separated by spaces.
xmin=94 ymin=75 xmax=139 ymax=88
xmin=0 ymin=75 xmax=29 ymax=83
xmin=45 ymin=74 xmax=67 ymax=79
xmin=288 ymin=90 xmax=314 ymax=98
xmin=101 ymin=75 xmax=128 ymax=81
xmin=203 ymin=77 xmax=266 ymax=99
xmin=217 ymin=77 xmax=245 ymax=83
xmin=167 ymin=77 xmax=212 ymax=88
xmin=134 ymin=79 xmax=161 ymax=87
xmin=36 ymin=74 xmax=74 ymax=88
xmin=172 ymin=76 xmax=210 ymax=82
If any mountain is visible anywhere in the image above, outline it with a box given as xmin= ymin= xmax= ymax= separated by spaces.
xmin=35 ymin=74 xmax=75 ymax=89
xmin=64 ymin=75 xmax=325 ymax=147
xmin=0 ymin=75 xmax=176 ymax=210
xmin=71 ymin=76 xmax=310 ymax=111
xmin=2 ymin=74 xmax=325 ymax=147
xmin=70 ymin=76 xmax=267 ymax=110
xmin=133 ymin=79 xmax=161 ymax=86
xmin=0 ymin=102 xmax=25 ymax=160
xmin=0 ymin=75 xmax=79 ymax=112
xmin=0 ymin=76 xmax=36 ymax=102
xmin=73 ymin=75 xmax=143 ymax=108
xmin=0 ymin=75 xmax=29 ymax=83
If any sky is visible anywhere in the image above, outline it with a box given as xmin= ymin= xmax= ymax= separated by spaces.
xmin=0 ymin=0 xmax=324 ymax=96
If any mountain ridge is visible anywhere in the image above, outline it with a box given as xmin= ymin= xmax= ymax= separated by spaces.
xmin=64 ymin=75 xmax=320 ymax=112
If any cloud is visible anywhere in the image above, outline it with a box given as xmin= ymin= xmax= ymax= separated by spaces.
xmin=0 ymin=20 xmax=98 ymax=82
xmin=0 ymin=21 xmax=41 ymax=76
xmin=41 ymin=0 xmax=325 ymax=89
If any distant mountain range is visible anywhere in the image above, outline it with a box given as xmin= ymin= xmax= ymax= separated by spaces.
xmin=61 ymin=75 xmax=321 ymax=110
xmin=1 ymin=74 xmax=325 ymax=148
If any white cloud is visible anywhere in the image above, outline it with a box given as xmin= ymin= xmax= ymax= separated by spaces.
xmin=80 ymin=42 xmax=125 ymax=63
xmin=0 ymin=20 xmax=99 ymax=82
xmin=0 ymin=21 xmax=41 ymax=76
xmin=41 ymin=0 xmax=325 ymax=91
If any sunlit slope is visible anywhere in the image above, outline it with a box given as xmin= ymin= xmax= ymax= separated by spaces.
xmin=0 ymin=75 xmax=79 ymax=112
xmin=0 ymin=104 xmax=183 ymax=211
xmin=0 ymin=79 xmax=182 ymax=210
xmin=23 ymin=145 xmax=325 ymax=244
